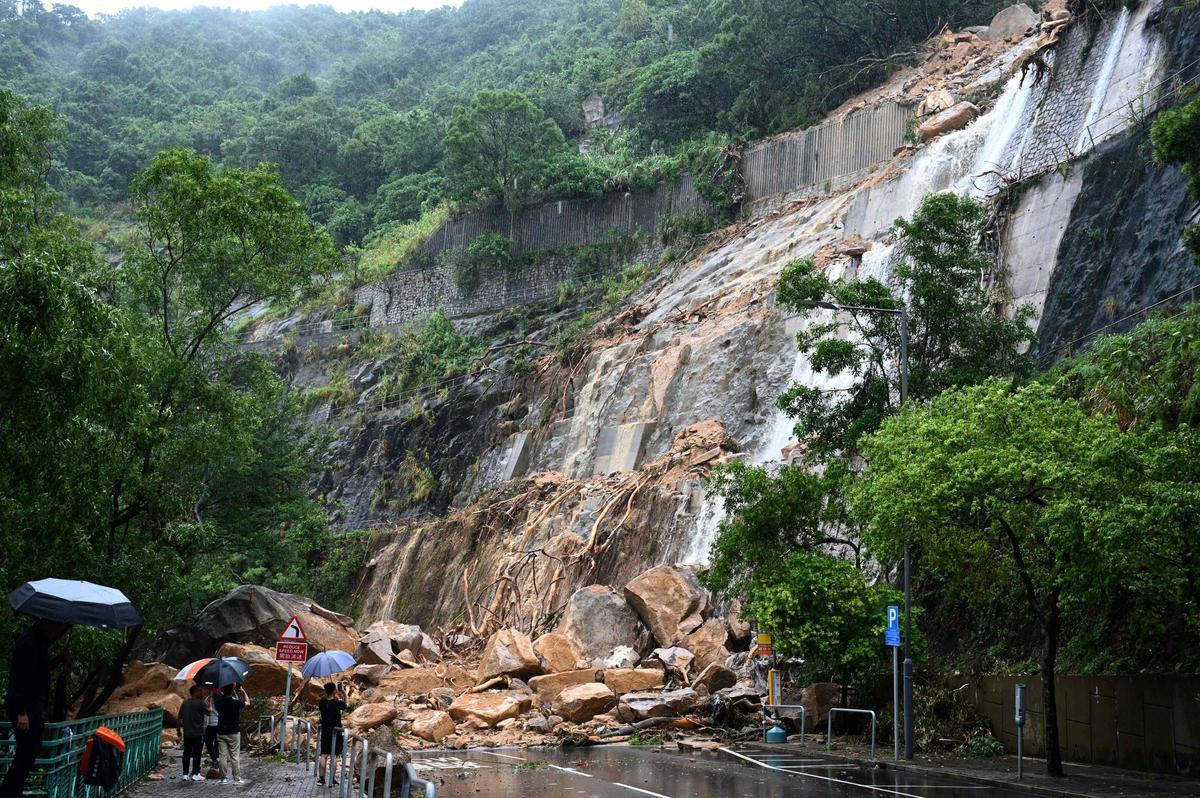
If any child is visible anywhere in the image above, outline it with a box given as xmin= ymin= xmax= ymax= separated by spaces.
xmin=204 ymin=688 xmax=220 ymax=769
xmin=178 ymin=685 xmax=209 ymax=781
xmin=317 ymin=683 xmax=348 ymax=786
xmin=214 ymin=683 xmax=248 ymax=785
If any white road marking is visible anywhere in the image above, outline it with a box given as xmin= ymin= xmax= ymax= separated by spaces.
xmin=614 ymin=782 xmax=674 ymax=797
xmin=720 ymin=746 xmax=927 ymax=798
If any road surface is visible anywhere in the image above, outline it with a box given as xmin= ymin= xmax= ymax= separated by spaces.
xmin=411 ymin=743 xmax=1038 ymax=797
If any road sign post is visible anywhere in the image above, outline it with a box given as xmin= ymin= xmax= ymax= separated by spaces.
xmin=276 ymin=615 xmax=308 ymax=753
xmin=885 ymin=605 xmax=901 ymax=760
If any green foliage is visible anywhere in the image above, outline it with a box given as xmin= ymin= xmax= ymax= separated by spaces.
xmin=443 ymin=89 xmax=567 ymax=212
xmin=445 ymin=232 xmax=515 ymax=296
xmin=1150 ymin=95 xmax=1200 ymax=261
xmin=628 ymin=731 xmax=665 ymax=746
xmin=955 ymin=733 xmax=1005 ymax=759
xmin=0 ymin=91 xmax=341 ymax=713
xmin=376 ymin=310 xmax=484 ymax=400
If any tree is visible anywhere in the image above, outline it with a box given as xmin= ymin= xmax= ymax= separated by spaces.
xmin=442 ymin=89 xmax=566 ymax=211
xmin=1151 ymin=95 xmax=1200 ymax=262
xmin=851 ymin=379 xmax=1166 ymax=776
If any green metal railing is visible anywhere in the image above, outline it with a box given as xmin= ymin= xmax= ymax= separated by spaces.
xmin=0 ymin=709 xmax=163 ymax=798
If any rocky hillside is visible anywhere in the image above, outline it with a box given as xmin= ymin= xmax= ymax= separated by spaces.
xmin=240 ymin=1 xmax=1199 ymax=637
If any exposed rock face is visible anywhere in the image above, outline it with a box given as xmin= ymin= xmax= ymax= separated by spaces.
xmin=603 ymin=668 xmax=664 ymax=695
xmin=553 ymin=683 xmax=616 ymax=723
xmin=983 ymin=4 xmax=1038 ymax=41
xmin=680 ymin=619 xmax=730 ymax=671
xmin=533 ymin=633 xmax=583 ymax=673
xmin=357 ymin=621 xmax=441 ymax=666
xmin=528 ymin=668 xmax=599 ymax=705
xmin=411 ymin=710 xmax=456 ymax=743
xmin=158 ymin=585 xmax=359 ymax=665
xmin=623 ymin=565 xmax=706 ymax=647
xmin=346 ymin=703 xmax=399 ymax=732
xmin=917 ymin=101 xmax=979 ymax=142
xmin=448 ymin=692 xmax=527 ymax=727
xmin=557 ymin=586 xmax=641 ymax=662
xmin=477 ymin=628 xmax=542 ymax=680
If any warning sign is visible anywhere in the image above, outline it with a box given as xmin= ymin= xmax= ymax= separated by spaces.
xmin=755 ymin=631 xmax=773 ymax=657
xmin=279 ymin=615 xmax=307 ymax=641
xmin=275 ymin=641 xmax=308 ymax=663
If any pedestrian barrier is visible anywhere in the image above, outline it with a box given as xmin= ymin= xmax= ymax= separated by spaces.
xmin=826 ymin=707 xmax=876 ymax=759
xmin=255 ymin=715 xmax=275 ymax=742
xmin=0 ymin=709 xmax=163 ymax=798
xmin=335 ymin=734 xmax=436 ymax=798
xmin=282 ymin=716 xmax=314 ymax=771
xmin=762 ymin=704 xmax=807 ymax=741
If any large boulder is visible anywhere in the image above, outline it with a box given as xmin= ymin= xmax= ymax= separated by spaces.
xmin=918 ymin=102 xmax=980 ymax=142
xmin=793 ymin=682 xmax=842 ymax=729
xmin=157 ymin=585 xmax=359 ymax=665
xmin=623 ymin=565 xmax=706 ymax=647
xmin=357 ymin=621 xmax=441 ymax=666
xmin=558 ymin=586 xmax=640 ymax=662
xmin=603 ymin=668 xmax=663 ymax=695
xmin=982 ymin=3 xmax=1038 ymax=41
xmin=680 ymin=619 xmax=730 ymax=671
xmin=362 ymin=727 xmax=412 ymax=796
xmin=447 ymin=692 xmax=527 ymax=727
xmin=477 ymin=629 xmax=542 ymax=681
xmin=693 ymin=663 xmax=737 ymax=694
xmin=528 ymin=669 xmax=599 ymax=706
xmin=411 ymin=710 xmax=456 ymax=743
xmin=532 ymin=633 xmax=583 ymax=673
xmin=617 ymin=688 xmax=699 ymax=722
xmin=652 ymin=646 xmax=695 ymax=675
xmin=345 ymin=703 xmax=399 ymax=733
xmin=102 ymin=661 xmax=190 ymax=726
xmin=377 ymin=665 xmax=475 ymax=697
xmin=553 ymin=683 xmax=616 ymax=723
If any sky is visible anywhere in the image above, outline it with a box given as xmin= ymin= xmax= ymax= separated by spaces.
xmin=70 ymin=0 xmax=462 ymax=15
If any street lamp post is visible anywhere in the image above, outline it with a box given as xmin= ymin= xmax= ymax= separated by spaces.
xmin=795 ymin=300 xmax=913 ymax=760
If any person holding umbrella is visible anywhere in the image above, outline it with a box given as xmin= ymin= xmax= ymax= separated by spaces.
xmin=301 ymin=650 xmax=356 ymax=788
xmin=214 ymin=683 xmax=248 ymax=785
xmin=3 ymin=579 xmax=141 ymax=798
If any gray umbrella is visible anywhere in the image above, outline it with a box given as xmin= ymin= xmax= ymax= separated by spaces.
xmin=8 ymin=579 xmax=142 ymax=629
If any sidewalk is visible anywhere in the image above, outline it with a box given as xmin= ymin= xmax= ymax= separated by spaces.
xmin=128 ymin=754 xmax=327 ymax=798
xmin=782 ymin=741 xmax=1199 ymax=798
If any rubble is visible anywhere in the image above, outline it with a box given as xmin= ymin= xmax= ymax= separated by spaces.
xmin=477 ymin=628 xmax=542 ymax=680
xmin=553 ymin=683 xmax=617 ymax=723
xmin=623 ymin=565 xmax=706 ymax=647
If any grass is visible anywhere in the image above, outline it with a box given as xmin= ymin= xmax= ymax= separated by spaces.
xmin=628 ymin=730 xmax=665 ymax=746
xmin=355 ymin=205 xmax=449 ymax=285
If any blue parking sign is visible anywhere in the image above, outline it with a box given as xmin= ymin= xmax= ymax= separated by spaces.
xmin=884 ymin=605 xmax=901 ymax=647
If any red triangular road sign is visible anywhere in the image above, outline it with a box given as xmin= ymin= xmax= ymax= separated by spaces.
xmin=279 ymin=614 xmax=307 ymax=641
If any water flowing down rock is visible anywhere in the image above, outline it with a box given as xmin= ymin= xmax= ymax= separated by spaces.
xmin=623 ymin=564 xmax=707 ymax=647
xmin=558 ymin=585 xmax=642 ymax=662
xmin=478 ymin=628 xmax=543 ymax=680
xmin=553 ymin=682 xmax=617 ymax=723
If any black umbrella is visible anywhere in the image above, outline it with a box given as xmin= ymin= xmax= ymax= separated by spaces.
xmin=8 ymin=579 xmax=142 ymax=629
xmin=194 ymin=656 xmax=252 ymax=687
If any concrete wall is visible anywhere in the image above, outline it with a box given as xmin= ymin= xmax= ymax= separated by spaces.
xmin=967 ymin=674 xmax=1200 ymax=775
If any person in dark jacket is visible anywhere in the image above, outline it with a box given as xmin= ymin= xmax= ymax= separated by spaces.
xmin=178 ymin=686 xmax=209 ymax=781
xmin=317 ymin=683 xmax=348 ymax=786
xmin=1 ymin=619 xmax=69 ymax=798
xmin=213 ymin=684 xmax=247 ymax=784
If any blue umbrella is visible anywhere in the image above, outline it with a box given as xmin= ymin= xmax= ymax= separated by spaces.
xmin=300 ymin=650 xmax=356 ymax=679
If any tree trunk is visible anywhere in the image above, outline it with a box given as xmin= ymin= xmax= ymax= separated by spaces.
xmin=76 ymin=625 xmax=143 ymax=719
xmin=1042 ymin=603 xmax=1064 ymax=777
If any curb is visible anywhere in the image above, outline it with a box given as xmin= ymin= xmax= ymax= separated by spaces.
xmin=737 ymin=743 xmax=1113 ymax=798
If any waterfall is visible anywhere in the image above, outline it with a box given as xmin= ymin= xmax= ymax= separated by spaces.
xmin=965 ymin=75 xmax=1035 ymax=199
xmin=1075 ymin=7 xmax=1132 ymax=154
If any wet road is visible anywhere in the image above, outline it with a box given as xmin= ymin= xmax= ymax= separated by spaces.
xmin=411 ymin=744 xmax=1037 ymax=797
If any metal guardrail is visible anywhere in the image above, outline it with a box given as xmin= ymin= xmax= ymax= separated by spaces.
xmin=335 ymin=733 xmax=436 ymax=798
xmin=282 ymin=716 xmax=314 ymax=771
xmin=762 ymin=704 xmax=807 ymax=741
xmin=827 ymin=707 xmax=877 ymax=759
xmin=255 ymin=715 xmax=276 ymax=742
xmin=0 ymin=709 xmax=164 ymax=798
